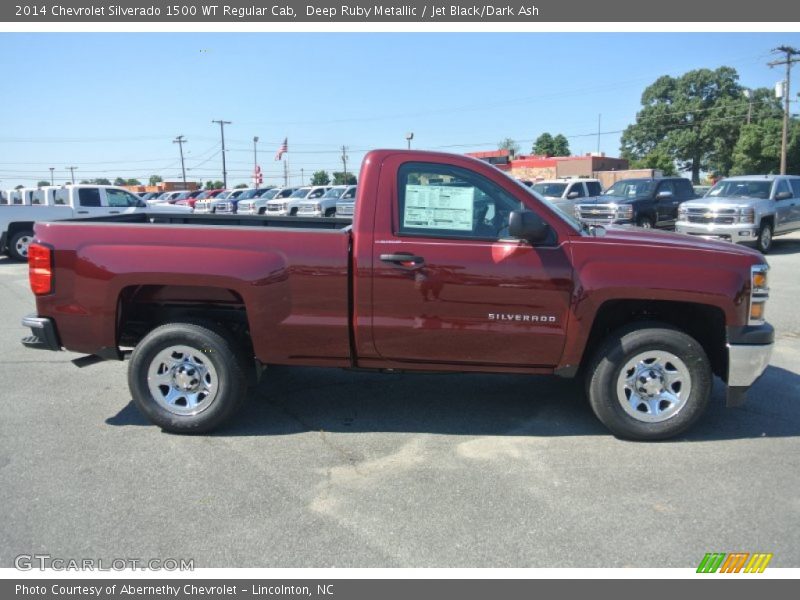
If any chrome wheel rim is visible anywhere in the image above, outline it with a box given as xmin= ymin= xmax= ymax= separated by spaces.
xmin=147 ymin=345 xmax=219 ymax=416
xmin=760 ymin=227 xmax=771 ymax=250
xmin=639 ymin=220 xmax=652 ymax=229
xmin=615 ymin=350 xmax=691 ymax=423
xmin=15 ymin=235 xmax=32 ymax=258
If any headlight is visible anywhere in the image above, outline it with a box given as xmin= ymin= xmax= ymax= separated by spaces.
xmin=749 ymin=264 xmax=769 ymax=325
xmin=574 ymin=206 xmax=581 ymax=219
xmin=678 ymin=206 xmax=688 ymax=219
xmin=615 ymin=204 xmax=633 ymax=219
xmin=314 ymin=203 xmax=321 ymax=211
xmin=738 ymin=207 xmax=755 ymax=224
xmin=283 ymin=202 xmax=289 ymax=211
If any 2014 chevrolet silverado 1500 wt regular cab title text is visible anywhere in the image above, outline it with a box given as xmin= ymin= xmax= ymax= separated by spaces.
xmin=20 ymin=150 xmax=774 ymax=441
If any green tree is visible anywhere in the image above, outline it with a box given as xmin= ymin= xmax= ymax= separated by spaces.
xmin=149 ymin=175 xmax=163 ymax=186
xmin=533 ymin=133 xmax=555 ymax=155
xmin=82 ymin=178 xmax=111 ymax=185
xmin=731 ymin=118 xmax=800 ymax=175
xmin=630 ymin=148 xmax=678 ymax=176
xmin=332 ymin=172 xmax=357 ymax=185
xmin=498 ymin=138 xmax=520 ymax=158
xmin=126 ymin=178 xmax=141 ymax=186
xmin=311 ymin=170 xmax=331 ymax=186
xmin=620 ymin=67 xmax=747 ymax=183
xmin=37 ymin=180 xmax=50 ymax=187
xmin=205 ymin=180 xmax=224 ymax=190
xmin=551 ymin=134 xmax=570 ymax=156
xmin=14 ymin=184 xmax=23 ymax=189
xmin=113 ymin=177 xmax=127 ymax=186
xmin=234 ymin=183 xmax=248 ymax=189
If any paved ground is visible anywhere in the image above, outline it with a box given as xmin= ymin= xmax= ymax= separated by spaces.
xmin=1 ymin=234 xmax=798 ymax=568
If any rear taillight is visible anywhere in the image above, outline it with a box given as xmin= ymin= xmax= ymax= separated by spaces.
xmin=28 ymin=243 xmax=53 ymax=295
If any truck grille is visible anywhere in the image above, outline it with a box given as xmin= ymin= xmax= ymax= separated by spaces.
xmin=215 ymin=202 xmax=234 ymax=214
xmin=336 ymin=203 xmax=354 ymax=217
xmin=685 ymin=207 xmax=737 ymax=225
xmin=297 ymin=205 xmax=315 ymax=214
xmin=577 ymin=204 xmax=616 ymax=221
xmin=266 ymin=204 xmax=282 ymax=213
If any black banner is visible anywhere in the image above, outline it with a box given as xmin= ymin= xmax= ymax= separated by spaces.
xmin=4 ymin=0 xmax=800 ymax=22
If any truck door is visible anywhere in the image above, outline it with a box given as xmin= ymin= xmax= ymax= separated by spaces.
xmin=370 ymin=159 xmax=573 ymax=368
xmin=654 ymin=180 xmax=678 ymax=226
xmin=790 ymin=179 xmax=800 ymax=228
xmin=73 ymin=187 xmax=110 ymax=218
xmin=773 ymin=179 xmax=794 ymax=233
xmin=104 ymin=187 xmax=147 ymax=215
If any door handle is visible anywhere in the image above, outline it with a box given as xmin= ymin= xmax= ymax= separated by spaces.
xmin=76 ymin=210 xmax=88 ymax=214
xmin=109 ymin=211 xmax=120 ymax=214
xmin=380 ymin=253 xmax=425 ymax=267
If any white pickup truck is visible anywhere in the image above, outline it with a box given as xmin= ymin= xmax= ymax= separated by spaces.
xmin=1 ymin=184 xmax=190 ymax=261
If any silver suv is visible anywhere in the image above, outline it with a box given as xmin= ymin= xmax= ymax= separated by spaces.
xmin=532 ymin=178 xmax=603 ymax=215
xmin=675 ymin=175 xmax=800 ymax=253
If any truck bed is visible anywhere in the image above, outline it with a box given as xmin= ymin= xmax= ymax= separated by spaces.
xmin=64 ymin=212 xmax=353 ymax=230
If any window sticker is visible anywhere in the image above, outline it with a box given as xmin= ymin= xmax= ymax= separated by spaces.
xmin=403 ymin=184 xmax=474 ymax=231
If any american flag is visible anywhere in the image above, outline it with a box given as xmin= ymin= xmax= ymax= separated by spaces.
xmin=274 ymin=138 xmax=288 ymax=161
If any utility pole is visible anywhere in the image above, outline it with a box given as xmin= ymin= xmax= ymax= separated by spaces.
xmin=211 ymin=119 xmax=232 ymax=188
xmin=66 ymin=166 xmax=77 ymax=184
xmin=173 ymin=135 xmax=187 ymax=189
xmin=743 ymin=89 xmax=753 ymax=125
xmin=341 ymin=145 xmax=348 ymax=184
xmin=768 ymin=46 xmax=800 ymax=175
xmin=283 ymin=160 xmax=288 ymax=186
xmin=253 ymin=136 xmax=259 ymax=189
xmin=301 ymin=168 xmax=304 ymax=184
xmin=49 ymin=167 xmax=54 ymax=185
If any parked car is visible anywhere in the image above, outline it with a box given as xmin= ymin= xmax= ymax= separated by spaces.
xmin=693 ymin=185 xmax=711 ymax=197
xmin=148 ymin=190 xmax=186 ymax=205
xmin=576 ymin=177 xmax=697 ymax=229
xmin=532 ymin=178 xmax=603 ymax=215
xmin=676 ymin=175 xmax=800 ymax=253
xmin=297 ymin=185 xmax=356 ymax=217
xmin=237 ymin=187 xmax=298 ymax=215
xmin=335 ymin=187 xmax=360 ymax=218
xmin=173 ymin=190 xmax=205 ymax=209
xmin=265 ymin=186 xmax=329 ymax=216
xmin=192 ymin=189 xmax=226 ymax=214
xmin=213 ymin=189 xmax=249 ymax=214
xmin=21 ymin=150 xmax=773 ymax=441
xmin=1 ymin=185 xmax=190 ymax=261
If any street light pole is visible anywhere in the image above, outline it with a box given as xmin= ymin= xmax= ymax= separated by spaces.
xmin=173 ymin=135 xmax=187 ymax=189
xmin=49 ymin=167 xmax=54 ymax=185
xmin=212 ymin=119 xmax=232 ymax=188
xmin=405 ymin=132 xmax=414 ymax=150
xmin=66 ymin=166 xmax=77 ymax=184
xmin=253 ymin=136 xmax=259 ymax=190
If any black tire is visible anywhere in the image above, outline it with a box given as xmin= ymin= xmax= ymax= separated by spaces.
xmin=8 ymin=230 xmax=34 ymax=262
xmin=128 ymin=321 xmax=249 ymax=433
xmin=290 ymin=208 xmax=298 ymax=217
xmin=325 ymin=208 xmax=336 ymax=217
xmin=585 ymin=323 xmax=712 ymax=441
xmin=636 ymin=214 xmax=655 ymax=229
xmin=756 ymin=221 xmax=773 ymax=254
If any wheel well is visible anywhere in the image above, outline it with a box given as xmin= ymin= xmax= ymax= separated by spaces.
xmin=760 ymin=215 xmax=775 ymax=229
xmin=7 ymin=221 xmax=34 ymax=238
xmin=117 ymin=285 xmax=252 ymax=356
xmin=581 ymin=300 xmax=727 ymax=378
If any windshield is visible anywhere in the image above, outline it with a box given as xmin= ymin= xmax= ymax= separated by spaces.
xmin=708 ymin=179 xmax=772 ymax=199
xmin=323 ymin=187 xmax=346 ymax=199
xmin=174 ymin=192 xmax=190 ymax=200
xmin=237 ymin=189 xmax=259 ymax=200
xmin=289 ymin=187 xmax=311 ymax=198
xmin=532 ymin=183 xmax=567 ymax=197
xmin=260 ymin=189 xmax=280 ymax=200
xmin=605 ymin=180 xmax=655 ymax=198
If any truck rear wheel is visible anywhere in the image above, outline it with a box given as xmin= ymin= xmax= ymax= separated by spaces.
xmin=128 ymin=321 xmax=248 ymax=433
xmin=585 ymin=323 xmax=712 ymax=440
xmin=9 ymin=230 xmax=34 ymax=262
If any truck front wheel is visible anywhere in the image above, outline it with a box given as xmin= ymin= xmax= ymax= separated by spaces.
xmin=9 ymin=230 xmax=34 ymax=262
xmin=128 ymin=321 xmax=248 ymax=433
xmin=756 ymin=222 xmax=773 ymax=253
xmin=586 ymin=323 xmax=712 ymax=440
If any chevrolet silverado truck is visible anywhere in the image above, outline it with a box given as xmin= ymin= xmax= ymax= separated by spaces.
xmin=576 ymin=177 xmax=696 ymax=229
xmin=1 ymin=184 xmax=190 ymax=261
xmin=20 ymin=150 xmax=774 ymax=440
xmin=675 ymin=175 xmax=800 ymax=253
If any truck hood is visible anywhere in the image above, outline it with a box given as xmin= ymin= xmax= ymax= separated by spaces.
xmin=680 ymin=196 xmax=757 ymax=210
xmin=586 ymin=225 xmax=764 ymax=258
xmin=576 ymin=195 xmax=625 ymax=205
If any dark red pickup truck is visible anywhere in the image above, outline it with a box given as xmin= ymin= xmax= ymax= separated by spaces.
xmin=21 ymin=150 xmax=774 ymax=440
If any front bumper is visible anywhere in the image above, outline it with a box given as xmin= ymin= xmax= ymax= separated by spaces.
xmin=297 ymin=210 xmax=323 ymax=217
xmin=579 ymin=218 xmax=633 ymax=227
xmin=265 ymin=208 xmax=290 ymax=216
xmin=676 ymin=221 xmax=758 ymax=244
xmin=21 ymin=314 xmax=61 ymax=351
xmin=725 ymin=323 xmax=774 ymax=406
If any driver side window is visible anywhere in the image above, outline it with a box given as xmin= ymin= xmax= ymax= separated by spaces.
xmin=397 ymin=162 xmax=519 ymax=240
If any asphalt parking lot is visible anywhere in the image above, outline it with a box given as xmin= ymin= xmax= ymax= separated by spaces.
xmin=1 ymin=234 xmax=799 ymax=569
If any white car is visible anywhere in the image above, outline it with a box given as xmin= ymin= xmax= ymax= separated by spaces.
xmin=1 ymin=185 xmax=190 ymax=261
xmin=297 ymin=185 xmax=356 ymax=217
xmin=265 ymin=186 xmax=330 ymax=217
xmin=531 ymin=178 xmax=604 ymax=215
xmin=238 ymin=187 xmax=298 ymax=215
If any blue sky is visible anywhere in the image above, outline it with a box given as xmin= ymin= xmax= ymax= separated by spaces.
xmin=1 ymin=32 xmax=798 ymax=188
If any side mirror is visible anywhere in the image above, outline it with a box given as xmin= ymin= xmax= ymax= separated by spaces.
xmin=774 ymin=191 xmax=793 ymax=201
xmin=656 ymin=190 xmax=674 ymax=200
xmin=567 ymin=191 xmax=580 ymax=199
xmin=508 ymin=210 xmax=550 ymax=244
